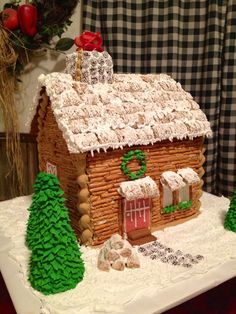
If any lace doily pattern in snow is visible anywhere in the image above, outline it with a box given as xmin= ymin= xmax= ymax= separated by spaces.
xmin=138 ymin=241 xmax=204 ymax=268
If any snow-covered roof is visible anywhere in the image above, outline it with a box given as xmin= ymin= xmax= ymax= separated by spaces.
xmin=35 ymin=72 xmax=212 ymax=154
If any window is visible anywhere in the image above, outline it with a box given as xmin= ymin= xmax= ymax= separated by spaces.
xmin=162 ymin=183 xmax=173 ymax=207
xmin=160 ymin=169 xmax=199 ymax=214
xmin=46 ymin=161 xmax=57 ymax=176
xmin=179 ymin=183 xmax=190 ymax=202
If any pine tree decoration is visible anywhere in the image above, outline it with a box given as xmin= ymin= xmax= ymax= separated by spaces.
xmin=26 ymin=172 xmax=85 ymax=295
xmin=224 ymin=189 xmax=236 ymax=233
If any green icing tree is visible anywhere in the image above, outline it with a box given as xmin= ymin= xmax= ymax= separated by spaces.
xmin=26 ymin=172 xmax=85 ymax=295
xmin=224 ymin=189 xmax=236 ymax=233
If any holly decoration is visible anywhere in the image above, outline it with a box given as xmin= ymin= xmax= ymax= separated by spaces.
xmin=121 ymin=150 xmax=147 ymax=180
xmin=224 ymin=189 xmax=236 ymax=233
xmin=0 ymin=1 xmax=79 ymax=200
xmin=26 ymin=172 xmax=85 ymax=295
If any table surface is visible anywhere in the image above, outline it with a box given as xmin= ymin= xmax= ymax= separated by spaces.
xmin=0 ymin=192 xmax=236 ymax=314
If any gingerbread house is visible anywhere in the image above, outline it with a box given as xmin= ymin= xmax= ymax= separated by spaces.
xmin=32 ymin=47 xmax=212 ymax=246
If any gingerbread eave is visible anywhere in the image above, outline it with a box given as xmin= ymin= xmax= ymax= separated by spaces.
xmin=33 ymin=72 xmax=211 ymax=246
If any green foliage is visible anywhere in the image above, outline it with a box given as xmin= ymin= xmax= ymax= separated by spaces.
xmin=121 ymin=150 xmax=147 ymax=180
xmin=163 ymin=205 xmax=177 ymax=214
xmin=3 ymin=1 xmax=20 ymax=10
xmin=56 ymin=37 xmax=75 ymax=51
xmin=163 ymin=200 xmax=192 ymax=214
xmin=178 ymin=200 xmax=192 ymax=210
xmin=26 ymin=172 xmax=85 ymax=295
xmin=224 ymin=189 xmax=236 ymax=233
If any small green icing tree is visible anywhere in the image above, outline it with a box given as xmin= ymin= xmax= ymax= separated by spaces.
xmin=26 ymin=172 xmax=85 ymax=295
xmin=224 ymin=189 xmax=236 ymax=233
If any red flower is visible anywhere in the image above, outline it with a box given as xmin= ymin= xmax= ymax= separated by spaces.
xmin=74 ymin=31 xmax=104 ymax=52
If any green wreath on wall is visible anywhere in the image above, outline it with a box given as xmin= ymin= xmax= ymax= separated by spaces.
xmin=121 ymin=150 xmax=147 ymax=180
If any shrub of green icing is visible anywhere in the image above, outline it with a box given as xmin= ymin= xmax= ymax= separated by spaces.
xmin=178 ymin=200 xmax=193 ymax=210
xmin=163 ymin=205 xmax=177 ymax=214
xmin=26 ymin=172 xmax=85 ymax=295
xmin=224 ymin=189 xmax=236 ymax=233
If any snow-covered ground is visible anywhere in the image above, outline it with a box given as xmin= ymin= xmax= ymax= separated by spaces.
xmin=0 ymin=193 xmax=235 ymax=314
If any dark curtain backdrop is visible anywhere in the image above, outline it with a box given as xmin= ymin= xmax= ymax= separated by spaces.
xmin=83 ymin=0 xmax=236 ymax=198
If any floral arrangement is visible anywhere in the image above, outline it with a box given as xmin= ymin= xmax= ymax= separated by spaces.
xmin=0 ymin=0 xmax=79 ymax=75
xmin=0 ymin=0 xmax=79 ymax=197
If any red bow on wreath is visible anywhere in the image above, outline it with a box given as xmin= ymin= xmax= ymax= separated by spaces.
xmin=74 ymin=31 xmax=104 ymax=52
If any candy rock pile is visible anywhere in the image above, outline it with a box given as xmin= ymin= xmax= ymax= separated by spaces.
xmin=97 ymin=234 xmax=140 ymax=271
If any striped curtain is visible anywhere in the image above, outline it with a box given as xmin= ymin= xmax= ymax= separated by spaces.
xmin=83 ymin=0 xmax=236 ymax=198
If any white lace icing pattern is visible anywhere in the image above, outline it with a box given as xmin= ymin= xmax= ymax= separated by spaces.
xmin=64 ymin=50 xmax=113 ymax=84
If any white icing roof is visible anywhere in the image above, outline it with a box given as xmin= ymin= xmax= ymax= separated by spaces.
xmin=36 ymin=72 xmax=212 ymax=154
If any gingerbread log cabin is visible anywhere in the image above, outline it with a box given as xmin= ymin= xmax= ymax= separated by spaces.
xmin=32 ymin=48 xmax=212 ymax=246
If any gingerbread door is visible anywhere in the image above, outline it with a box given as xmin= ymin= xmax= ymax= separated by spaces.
xmin=122 ymin=198 xmax=151 ymax=234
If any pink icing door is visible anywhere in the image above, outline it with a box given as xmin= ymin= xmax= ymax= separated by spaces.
xmin=123 ymin=198 xmax=151 ymax=234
